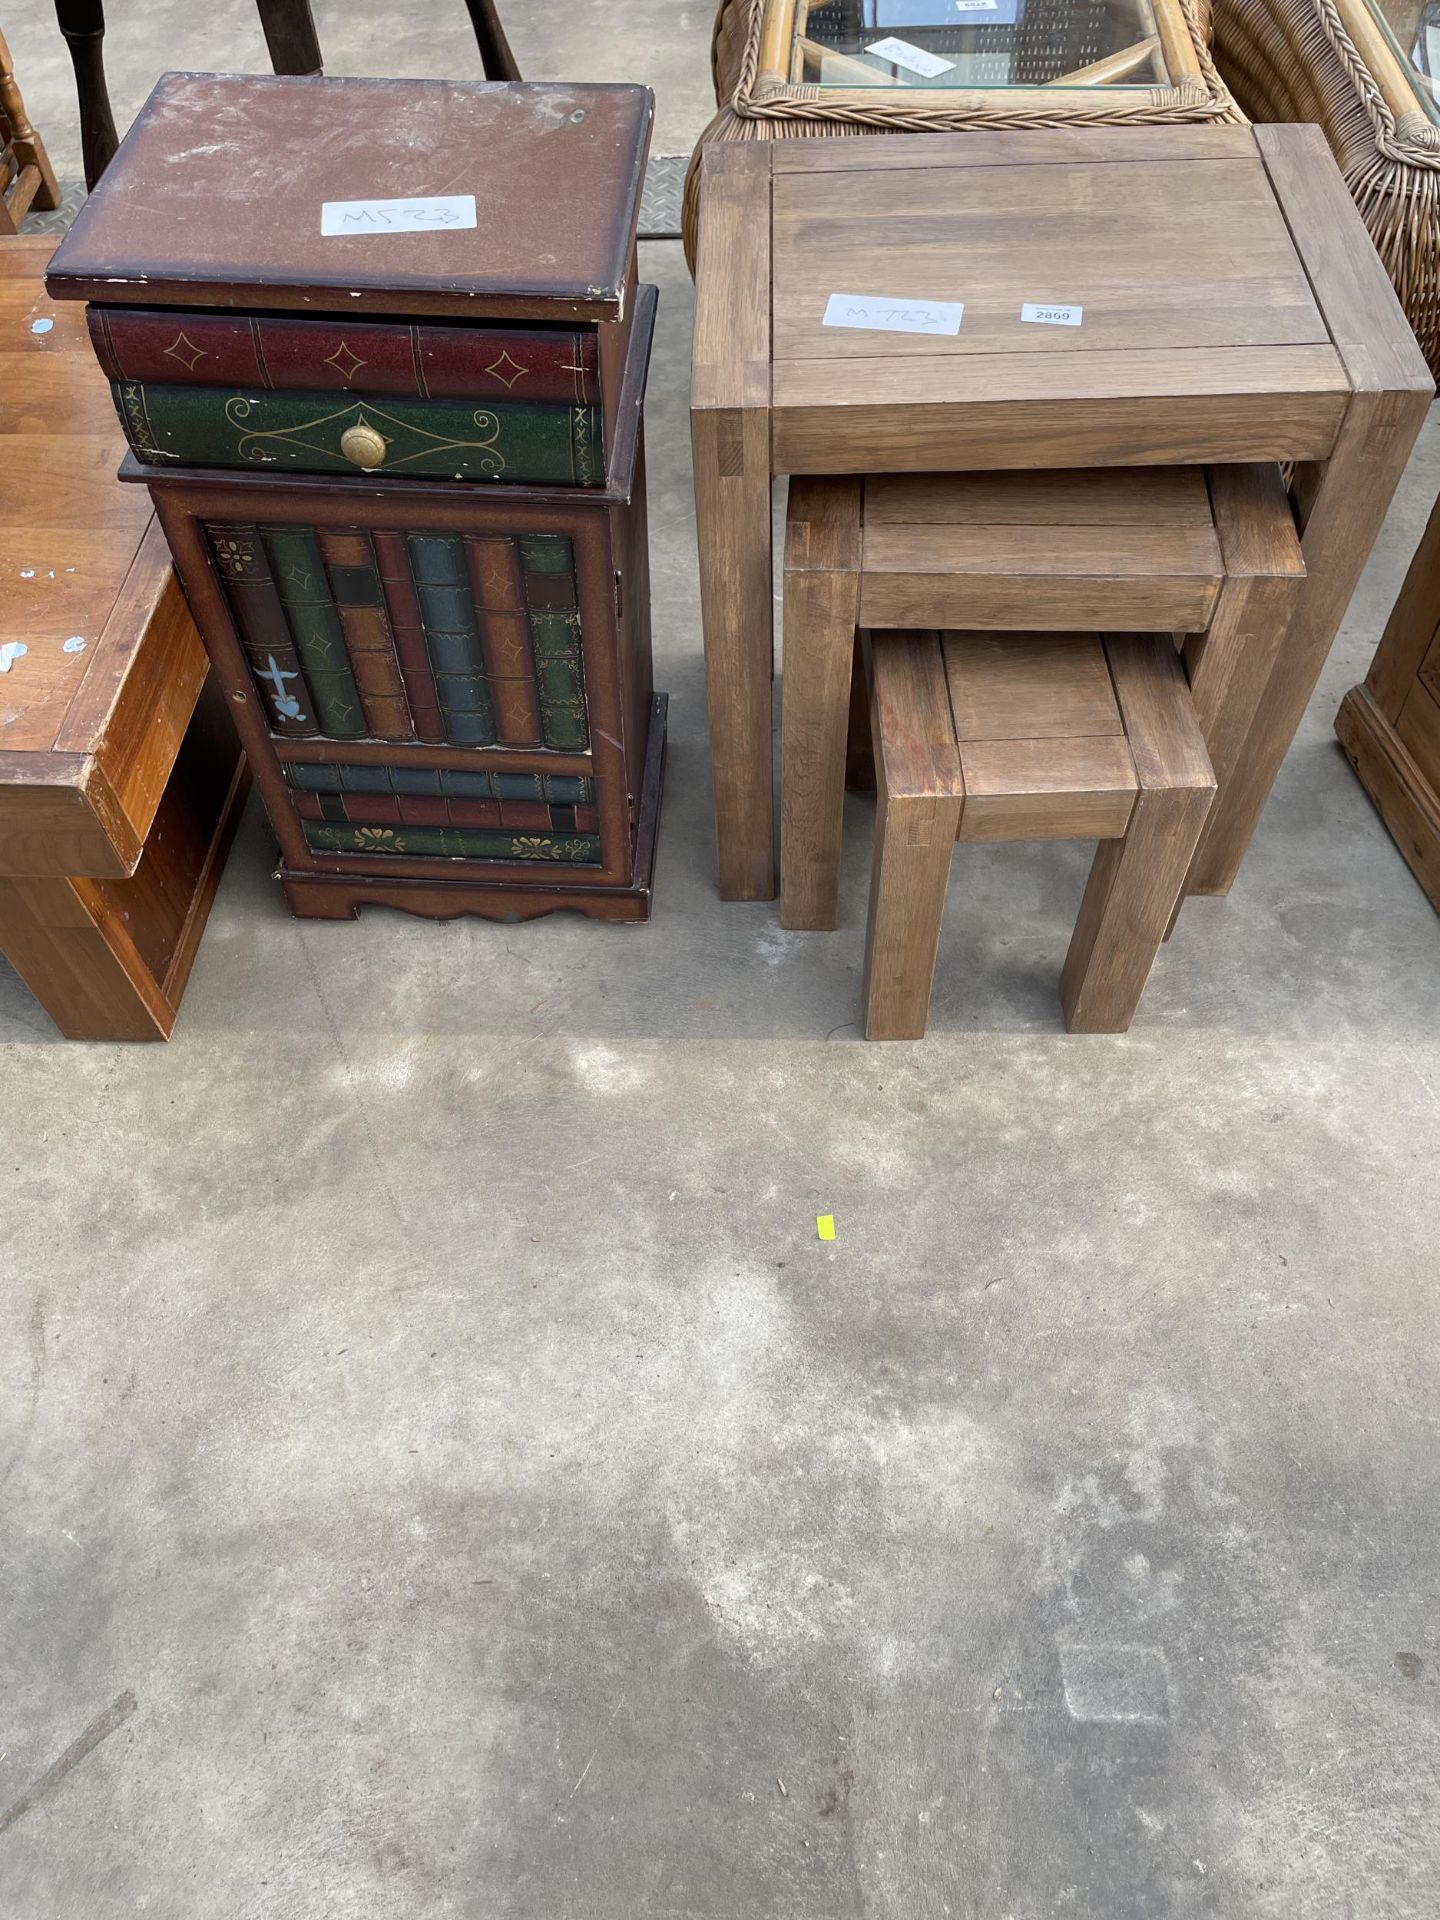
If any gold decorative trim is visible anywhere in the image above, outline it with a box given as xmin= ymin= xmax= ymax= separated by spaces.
xmin=222 ymin=397 xmax=509 ymax=475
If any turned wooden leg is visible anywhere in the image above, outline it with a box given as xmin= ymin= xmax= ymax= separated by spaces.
xmin=780 ymin=477 xmax=861 ymax=931
xmin=462 ymin=0 xmax=522 ymax=80
xmin=0 ymin=25 xmax=62 ymax=217
xmin=1061 ymin=639 xmax=1215 ymax=1033
xmin=256 ymin=0 xmax=322 ymax=73
xmin=54 ymin=0 xmax=118 ymax=189
xmin=861 ymin=634 xmax=964 ymax=1042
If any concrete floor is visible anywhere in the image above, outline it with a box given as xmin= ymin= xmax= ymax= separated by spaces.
xmin=4 ymin=6 xmax=1440 ymax=1918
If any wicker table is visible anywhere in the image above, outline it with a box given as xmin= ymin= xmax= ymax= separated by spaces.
xmin=690 ymin=123 xmax=1432 ymax=904
xmin=684 ymin=0 xmax=1239 ymax=261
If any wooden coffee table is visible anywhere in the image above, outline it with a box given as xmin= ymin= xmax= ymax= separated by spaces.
xmin=0 ymin=237 xmax=248 ymax=1039
xmin=690 ymin=123 xmax=1433 ymax=903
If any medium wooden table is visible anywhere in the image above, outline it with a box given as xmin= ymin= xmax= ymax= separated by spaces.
xmin=0 ymin=237 xmax=248 ymax=1039
xmin=690 ymin=123 xmax=1434 ymax=903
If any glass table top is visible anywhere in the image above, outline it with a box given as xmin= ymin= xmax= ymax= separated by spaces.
xmin=785 ymin=0 xmax=1177 ymax=90
xmin=1369 ymin=0 xmax=1440 ymax=117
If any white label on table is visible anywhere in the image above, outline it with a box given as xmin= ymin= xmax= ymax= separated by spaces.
xmin=320 ymin=194 xmax=477 ymax=237
xmin=1021 ymin=301 xmax=1083 ymax=327
xmin=823 ymin=292 xmax=963 ymax=336
xmin=864 ymin=36 xmax=957 ymax=77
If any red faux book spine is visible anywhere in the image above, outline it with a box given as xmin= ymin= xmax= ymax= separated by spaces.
xmin=465 ymin=535 xmax=544 ymax=747
xmin=88 ymin=305 xmax=600 ymax=406
xmin=371 ymin=530 xmax=445 ymax=744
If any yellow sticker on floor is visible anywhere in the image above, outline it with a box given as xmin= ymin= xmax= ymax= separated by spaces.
xmin=816 ymin=1214 xmax=836 ymax=1242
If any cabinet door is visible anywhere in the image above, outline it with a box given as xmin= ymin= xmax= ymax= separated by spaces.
xmin=1396 ymin=623 xmax=1440 ymax=802
xmin=152 ymin=477 xmax=639 ymax=890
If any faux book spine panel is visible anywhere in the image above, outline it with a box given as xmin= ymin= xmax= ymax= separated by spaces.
xmin=259 ymin=526 xmax=366 ymax=739
xmin=285 ymin=766 xmax=600 ymax=863
xmin=205 ymin=524 xmax=319 ymax=737
xmin=89 ymin=306 xmax=602 ymax=406
xmin=406 ymin=535 xmax=497 ymax=747
xmin=205 ymin=521 xmax=591 ymax=753
xmin=522 ymin=536 xmax=589 ymax=752
xmin=111 ymin=383 xmax=602 ymax=486
xmin=315 ymin=528 xmax=415 ymax=742
xmin=302 ymin=822 xmax=602 ymax=864
xmin=467 ymin=537 xmax=543 ymax=746
xmin=371 ymin=531 xmax=445 ymax=744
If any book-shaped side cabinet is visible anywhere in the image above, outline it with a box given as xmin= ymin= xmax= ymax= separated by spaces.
xmin=134 ymin=288 xmax=662 ymax=924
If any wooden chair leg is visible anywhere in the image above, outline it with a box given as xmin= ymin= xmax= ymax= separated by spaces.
xmin=462 ymin=0 xmax=522 ymax=80
xmin=54 ymin=0 xmax=118 ymax=190
xmin=0 ymin=25 xmax=62 ymax=215
xmin=780 ymin=477 xmax=861 ymax=930
xmin=256 ymin=0 xmax=322 ymax=74
xmin=1061 ymin=637 xmax=1215 ymax=1033
xmin=861 ymin=633 xmax=964 ymax=1041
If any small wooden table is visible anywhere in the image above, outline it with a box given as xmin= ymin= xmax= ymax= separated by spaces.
xmin=691 ymin=123 xmax=1433 ymax=902
xmin=0 ymin=237 xmax=248 ymax=1039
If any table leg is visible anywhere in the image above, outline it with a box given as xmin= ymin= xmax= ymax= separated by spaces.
xmin=780 ymin=477 xmax=862 ymax=930
xmin=1186 ymin=390 xmax=1427 ymax=895
xmin=692 ymin=409 xmax=775 ymax=900
xmin=1062 ymin=638 xmax=1215 ymax=1031
xmin=1195 ymin=123 xmax=1435 ymax=898
xmin=690 ymin=143 xmax=774 ymax=901
xmin=862 ymin=634 xmax=964 ymax=1042
xmin=1178 ymin=463 xmax=1304 ymax=907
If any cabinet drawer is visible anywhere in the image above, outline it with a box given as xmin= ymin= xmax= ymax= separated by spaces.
xmin=92 ymin=302 xmax=627 ymax=485
xmin=113 ymin=383 xmax=603 ymax=485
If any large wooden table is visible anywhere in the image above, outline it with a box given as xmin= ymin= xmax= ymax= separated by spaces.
xmin=690 ymin=123 xmax=1433 ymax=903
xmin=0 ymin=237 xmax=248 ymax=1039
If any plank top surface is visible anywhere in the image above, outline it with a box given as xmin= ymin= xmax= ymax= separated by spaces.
xmin=943 ymin=633 xmax=1125 ymax=742
xmin=0 ymin=238 xmax=157 ymax=761
xmin=863 ymin=468 xmax=1214 ymax=529
xmin=764 ymin=127 xmax=1363 ymax=429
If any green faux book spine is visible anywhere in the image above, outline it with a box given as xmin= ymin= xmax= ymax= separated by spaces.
xmin=109 ymin=383 xmax=602 ymax=485
xmin=518 ymin=536 xmax=589 ymax=752
xmin=405 ymin=535 xmax=496 ymax=747
xmin=259 ymin=526 xmax=366 ymax=740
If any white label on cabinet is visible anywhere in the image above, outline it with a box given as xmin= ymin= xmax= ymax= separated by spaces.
xmin=1021 ymin=301 xmax=1083 ymax=327
xmin=864 ymin=37 xmax=957 ymax=77
xmin=954 ymin=2 xmax=1000 ymax=12
xmin=320 ymin=194 xmax=478 ymax=236
xmin=823 ymin=292 xmax=963 ymax=336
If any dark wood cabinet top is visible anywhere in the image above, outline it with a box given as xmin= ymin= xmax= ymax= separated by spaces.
xmin=46 ymin=74 xmax=653 ymax=323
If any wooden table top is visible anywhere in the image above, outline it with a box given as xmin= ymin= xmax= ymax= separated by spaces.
xmin=45 ymin=75 xmax=653 ymax=322
xmin=0 ymin=236 xmax=207 ymax=877
xmin=695 ymin=124 xmax=1431 ymax=474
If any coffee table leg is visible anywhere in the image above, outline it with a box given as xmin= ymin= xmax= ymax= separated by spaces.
xmin=1186 ymin=393 xmax=1424 ymax=895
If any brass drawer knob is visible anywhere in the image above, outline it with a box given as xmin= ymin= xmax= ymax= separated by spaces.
xmin=339 ymin=422 xmax=388 ymax=469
